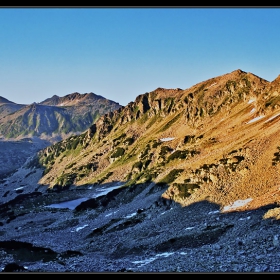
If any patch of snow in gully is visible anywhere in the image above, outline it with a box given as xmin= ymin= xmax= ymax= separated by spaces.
xmin=125 ymin=212 xmax=137 ymax=218
xmin=222 ymin=198 xmax=253 ymax=212
xmin=91 ymin=184 xmax=124 ymax=198
xmin=131 ymin=252 xmax=174 ymax=267
xmin=71 ymin=224 xmax=89 ymax=232
xmin=265 ymin=112 xmax=280 ymax=123
xmin=45 ymin=197 xmax=89 ymax=210
xmin=160 ymin=137 xmax=175 ymax=142
xmin=246 ymin=115 xmax=265 ymax=124
xmin=45 ymin=184 xmax=123 ymax=209
xmin=105 ymin=210 xmax=119 ymax=217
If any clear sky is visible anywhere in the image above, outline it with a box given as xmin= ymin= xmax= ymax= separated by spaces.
xmin=0 ymin=7 xmax=280 ymax=106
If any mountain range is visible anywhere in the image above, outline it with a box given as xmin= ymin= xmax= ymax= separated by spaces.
xmin=0 ymin=92 xmax=122 ymax=177
xmin=36 ymin=69 xmax=280 ymax=211
xmin=1 ymin=69 xmax=280 ymax=272
xmin=0 ymin=92 xmax=122 ymax=142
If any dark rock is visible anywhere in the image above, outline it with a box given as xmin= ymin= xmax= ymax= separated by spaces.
xmin=2 ymin=262 xmax=27 ymax=272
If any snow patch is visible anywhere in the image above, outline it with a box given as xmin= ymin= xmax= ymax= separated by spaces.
xmin=239 ymin=216 xmax=251 ymax=221
xmin=222 ymin=198 xmax=253 ymax=212
xmin=125 ymin=212 xmax=137 ymax=218
xmin=131 ymin=252 xmax=174 ymax=267
xmin=265 ymin=112 xmax=280 ymax=123
xmin=45 ymin=184 xmax=123 ymax=210
xmin=208 ymin=82 xmax=217 ymax=88
xmin=105 ymin=210 xmax=119 ymax=217
xmin=71 ymin=224 xmax=89 ymax=232
xmin=160 ymin=208 xmax=173 ymax=216
xmin=45 ymin=197 xmax=89 ymax=210
xmin=208 ymin=210 xmax=219 ymax=215
xmin=185 ymin=226 xmax=195 ymax=230
xmin=156 ymin=252 xmax=174 ymax=257
xmin=246 ymin=115 xmax=265 ymax=124
xmin=160 ymin=137 xmax=175 ymax=142
xmin=92 ymin=184 xmax=124 ymax=198
xmin=75 ymin=224 xmax=88 ymax=232
xmin=131 ymin=257 xmax=157 ymax=266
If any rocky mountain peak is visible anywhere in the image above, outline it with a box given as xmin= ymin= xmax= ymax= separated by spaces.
xmin=0 ymin=91 xmax=122 ymax=143
xmin=270 ymin=74 xmax=280 ymax=87
xmin=40 ymin=92 xmax=117 ymax=107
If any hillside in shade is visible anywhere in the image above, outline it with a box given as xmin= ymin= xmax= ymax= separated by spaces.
xmin=0 ymin=96 xmax=25 ymax=118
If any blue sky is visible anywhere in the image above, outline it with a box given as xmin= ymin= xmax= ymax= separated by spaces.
xmin=0 ymin=7 xmax=280 ymax=106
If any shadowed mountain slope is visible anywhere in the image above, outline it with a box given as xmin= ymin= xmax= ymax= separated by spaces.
xmin=0 ymin=96 xmax=25 ymax=120
xmin=0 ymin=96 xmax=16 ymax=105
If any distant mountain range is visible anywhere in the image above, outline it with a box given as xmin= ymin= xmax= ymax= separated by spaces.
xmin=0 ymin=92 xmax=122 ymax=142
xmin=0 ymin=92 xmax=122 ymax=177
